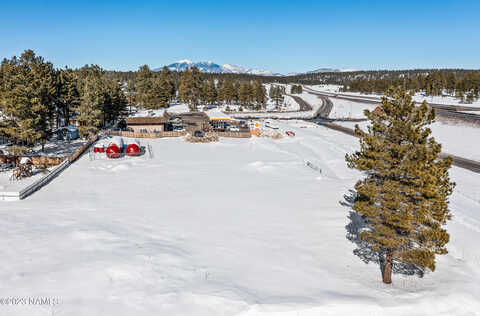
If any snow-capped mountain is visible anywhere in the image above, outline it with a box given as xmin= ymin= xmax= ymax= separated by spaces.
xmin=155 ymin=60 xmax=281 ymax=76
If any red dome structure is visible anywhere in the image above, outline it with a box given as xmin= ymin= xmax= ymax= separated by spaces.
xmin=106 ymin=137 xmax=124 ymax=158
xmin=125 ymin=140 xmax=140 ymax=156
xmin=93 ymin=141 xmax=105 ymax=153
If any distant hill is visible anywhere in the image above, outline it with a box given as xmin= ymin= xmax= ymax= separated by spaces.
xmin=154 ymin=60 xmax=282 ymax=76
xmin=287 ymin=68 xmax=357 ymax=76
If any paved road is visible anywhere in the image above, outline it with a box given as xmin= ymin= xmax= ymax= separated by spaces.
xmin=304 ymin=87 xmax=480 ymax=125
xmin=311 ymin=121 xmax=480 ymax=174
xmin=287 ymin=94 xmax=312 ymax=111
xmin=315 ymin=96 xmax=333 ymax=118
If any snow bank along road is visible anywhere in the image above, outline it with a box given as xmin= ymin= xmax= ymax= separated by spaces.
xmin=304 ymin=87 xmax=480 ymax=125
xmin=0 ymin=122 xmax=479 ymax=315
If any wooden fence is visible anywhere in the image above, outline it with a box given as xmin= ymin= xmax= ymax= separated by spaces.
xmin=69 ymin=134 xmax=99 ymax=163
xmin=107 ymin=130 xmax=187 ymax=138
xmin=215 ymin=131 xmax=251 ymax=138
xmin=1 ymin=134 xmax=99 ymax=200
xmin=106 ymin=130 xmax=250 ymax=139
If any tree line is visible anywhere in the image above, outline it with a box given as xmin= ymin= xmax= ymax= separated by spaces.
xmin=130 ymin=65 xmax=268 ymax=111
xmin=290 ymin=84 xmax=303 ymax=94
xmin=344 ymin=71 xmax=480 ymax=103
xmin=0 ymin=50 xmax=275 ymax=150
xmin=0 ymin=50 xmax=127 ymax=150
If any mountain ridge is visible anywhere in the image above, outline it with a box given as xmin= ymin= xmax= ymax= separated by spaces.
xmin=154 ymin=60 xmax=357 ymax=76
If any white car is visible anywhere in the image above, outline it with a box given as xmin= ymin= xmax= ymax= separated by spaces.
xmin=228 ymin=126 xmax=240 ymax=132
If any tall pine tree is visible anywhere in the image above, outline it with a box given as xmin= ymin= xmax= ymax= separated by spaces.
xmin=346 ymin=88 xmax=455 ymax=284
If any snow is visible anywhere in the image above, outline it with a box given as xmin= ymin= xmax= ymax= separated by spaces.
xmin=133 ymin=109 xmax=166 ymax=117
xmin=282 ymin=95 xmax=300 ymax=111
xmin=308 ymin=85 xmax=480 ymax=108
xmin=163 ymin=60 xmax=280 ymax=76
xmin=336 ymin=120 xmax=480 ymax=161
xmin=0 ymin=165 xmax=54 ymax=192
xmin=0 ymin=138 xmax=87 ymax=158
xmin=166 ymin=103 xmax=190 ymax=114
xmin=328 ymin=98 xmax=377 ymax=119
xmin=229 ymin=89 xmax=323 ymax=119
xmin=205 ymin=108 xmax=231 ymax=120
xmin=1 ymin=122 xmax=479 ymax=315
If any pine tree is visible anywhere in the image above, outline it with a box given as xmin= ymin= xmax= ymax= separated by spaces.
xmin=158 ymin=66 xmax=176 ymax=104
xmin=178 ymin=67 xmax=202 ymax=110
xmin=75 ymin=76 xmax=103 ymax=138
xmin=455 ymin=89 xmax=465 ymax=102
xmin=206 ymin=79 xmax=217 ymax=104
xmin=216 ymin=79 xmax=224 ymax=104
xmin=446 ymin=73 xmax=457 ymax=95
xmin=0 ymin=50 xmax=56 ymax=147
xmin=199 ymin=81 xmax=209 ymax=105
xmin=254 ymin=81 xmax=266 ymax=108
xmin=466 ymin=91 xmax=475 ymax=103
xmin=221 ymin=79 xmax=235 ymax=104
xmin=239 ymin=82 xmax=252 ymax=107
xmin=269 ymin=85 xmax=284 ymax=107
xmin=135 ymin=65 xmax=153 ymax=107
xmin=345 ymin=88 xmax=455 ymax=284
xmin=56 ymin=67 xmax=80 ymax=127
xmin=233 ymin=81 xmax=241 ymax=103
xmin=103 ymin=79 xmax=127 ymax=124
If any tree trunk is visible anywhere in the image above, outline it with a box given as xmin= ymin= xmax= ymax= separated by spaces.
xmin=383 ymin=250 xmax=393 ymax=284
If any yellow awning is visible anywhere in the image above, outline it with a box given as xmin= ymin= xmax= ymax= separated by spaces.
xmin=210 ymin=117 xmax=231 ymax=121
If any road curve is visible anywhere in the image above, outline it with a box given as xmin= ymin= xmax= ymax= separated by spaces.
xmin=303 ymin=87 xmax=480 ymax=125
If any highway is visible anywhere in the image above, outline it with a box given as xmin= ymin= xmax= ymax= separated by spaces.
xmin=310 ymin=120 xmax=480 ymax=174
xmin=303 ymin=87 xmax=480 ymax=125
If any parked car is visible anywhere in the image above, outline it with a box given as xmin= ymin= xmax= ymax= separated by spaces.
xmin=228 ymin=126 xmax=240 ymax=132
xmin=193 ymin=130 xmax=204 ymax=137
xmin=174 ymin=126 xmax=185 ymax=131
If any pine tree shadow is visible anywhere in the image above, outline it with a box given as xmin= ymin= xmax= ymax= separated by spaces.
xmin=342 ymin=189 xmax=424 ymax=278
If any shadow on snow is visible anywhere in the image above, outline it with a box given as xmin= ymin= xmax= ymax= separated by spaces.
xmin=341 ymin=189 xmax=424 ymax=278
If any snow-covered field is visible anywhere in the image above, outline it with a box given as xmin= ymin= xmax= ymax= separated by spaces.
xmin=337 ymin=120 xmax=480 ymax=161
xmin=0 ymin=122 xmax=479 ymax=315
xmin=309 ymin=84 xmax=480 ymax=108
xmin=0 ymin=167 xmax=52 ymax=192
xmin=328 ymin=98 xmax=377 ymax=119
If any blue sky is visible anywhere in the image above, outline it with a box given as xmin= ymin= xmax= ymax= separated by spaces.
xmin=0 ymin=0 xmax=479 ymax=73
